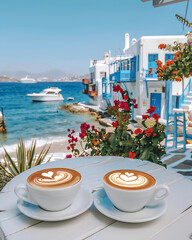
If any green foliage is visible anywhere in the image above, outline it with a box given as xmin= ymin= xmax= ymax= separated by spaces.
xmin=0 ymin=138 xmax=51 ymax=178
xmin=68 ymin=87 xmax=166 ymax=167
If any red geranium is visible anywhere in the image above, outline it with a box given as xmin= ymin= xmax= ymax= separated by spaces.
xmin=128 ymin=152 xmax=136 ymax=158
xmin=135 ymin=128 xmax=142 ymax=134
xmin=145 ymin=128 xmax=153 ymax=136
xmin=152 ymin=113 xmax=160 ymax=121
xmin=147 ymin=106 xmax=156 ymax=114
xmin=112 ymin=121 xmax=118 ymax=127
xmin=142 ymin=115 xmax=150 ymax=120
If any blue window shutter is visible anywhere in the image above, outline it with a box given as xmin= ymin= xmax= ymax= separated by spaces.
xmin=165 ymin=54 xmax=174 ymax=63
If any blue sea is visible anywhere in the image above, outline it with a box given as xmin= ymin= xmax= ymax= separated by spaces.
xmin=0 ymin=82 xmax=97 ymax=154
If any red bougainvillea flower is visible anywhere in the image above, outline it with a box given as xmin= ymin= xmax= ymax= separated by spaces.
xmin=133 ymin=104 xmax=138 ymax=109
xmin=145 ymin=128 xmax=153 ymax=136
xmin=120 ymin=101 xmax=129 ymax=111
xmin=113 ymin=106 xmax=116 ymax=110
xmin=147 ymin=106 xmax=156 ymax=114
xmin=67 ymin=146 xmax=70 ymax=150
xmin=72 ymin=130 xmax=75 ymax=133
xmin=124 ymin=95 xmax=128 ymax=101
xmin=128 ymin=152 xmax=136 ymax=158
xmin=135 ymin=128 xmax=143 ymax=134
xmin=159 ymin=44 xmax=166 ymax=49
xmin=133 ymin=99 xmax=136 ymax=104
xmin=112 ymin=121 xmax=118 ymax=127
xmin=153 ymin=133 xmax=157 ymax=137
xmin=66 ymin=154 xmax=72 ymax=158
xmin=68 ymin=129 xmax=70 ymax=132
xmin=152 ymin=113 xmax=160 ymax=121
xmin=114 ymin=100 xmax=121 ymax=108
xmin=113 ymin=85 xmax=124 ymax=93
xmin=142 ymin=115 xmax=150 ymax=120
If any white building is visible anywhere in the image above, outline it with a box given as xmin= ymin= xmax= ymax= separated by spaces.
xmin=82 ymin=34 xmax=190 ymax=120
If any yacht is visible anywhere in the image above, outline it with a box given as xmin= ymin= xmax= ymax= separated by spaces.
xmin=27 ymin=87 xmax=64 ymax=102
xmin=19 ymin=76 xmax=37 ymax=83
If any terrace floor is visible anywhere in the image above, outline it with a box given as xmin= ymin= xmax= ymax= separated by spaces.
xmin=162 ymin=147 xmax=192 ymax=180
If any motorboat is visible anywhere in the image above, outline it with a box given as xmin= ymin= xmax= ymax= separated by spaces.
xmin=27 ymin=87 xmax=64 ymax=102
xmin=18 ymin=76 xmax=37 ymax=83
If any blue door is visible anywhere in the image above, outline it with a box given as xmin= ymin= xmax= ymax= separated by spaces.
xmin=148 ymin=54 xmax=158 ymax=69
xmin=150 ymin=93 xmax=161 ymax=117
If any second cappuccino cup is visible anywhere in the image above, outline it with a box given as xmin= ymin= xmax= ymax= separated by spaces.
xmin=15 ymin=168 xmax=81 ymax=211
xmin=103 ymin=169 xmax=169 ymax=212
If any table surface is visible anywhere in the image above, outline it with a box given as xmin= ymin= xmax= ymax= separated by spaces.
xmin=0 ymin=156 xmax=192 ymax=240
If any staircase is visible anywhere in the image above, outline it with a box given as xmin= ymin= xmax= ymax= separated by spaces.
xmin=165 ymin=112 xmax=186 ymax=151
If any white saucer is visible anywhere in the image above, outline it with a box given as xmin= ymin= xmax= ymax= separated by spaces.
xmin=93 ymin=188 xmax=167 ymax=223
xmin=17 ymin=188 xmax=93 ymax=221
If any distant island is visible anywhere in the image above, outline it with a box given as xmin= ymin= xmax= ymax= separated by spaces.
xmin=0 ymin=70 xmax=89 ymax=82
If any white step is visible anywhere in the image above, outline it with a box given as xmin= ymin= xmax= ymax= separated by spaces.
xmin=186 ymin=95 xmax=192 ymax=99
xmin=181 ymin=103 xmax=192 ymax=110
xmin=173 ymin=108 xmax=188 ymax=113
xmin=183 ymin=100 xmax=192 ymax=104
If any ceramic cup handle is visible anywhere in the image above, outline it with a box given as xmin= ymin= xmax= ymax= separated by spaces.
xmin=14 ymin=184 xmax=38 ymax=205
xmin=147 ymin=185 xmax=169 ymax=206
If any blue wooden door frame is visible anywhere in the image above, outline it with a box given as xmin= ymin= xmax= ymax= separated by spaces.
xmin=150 ymin=93 xmax=161 ymax=117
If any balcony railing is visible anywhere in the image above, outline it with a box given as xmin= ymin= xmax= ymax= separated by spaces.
xmin=103 ymin=93 xmax=112 ymax=99
xmin=143 ymin=69 xmax=157 ymax=80
xmin=109 ymin=70 xmax=136 ymax=82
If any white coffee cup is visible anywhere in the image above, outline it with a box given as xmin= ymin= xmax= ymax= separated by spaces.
xmin=103 ymin=170 xmax=169 ymax=212
xmin=15 ymin=168 xmax=81 ymax=212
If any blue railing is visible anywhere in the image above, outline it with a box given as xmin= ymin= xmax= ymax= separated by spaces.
xmin=179 ymin=79 xmax=191 ymax=108
xmin=109 ymin=70 xmax=136 ymax=82
xmin=143 ymin=69 xmax=157 ymax=80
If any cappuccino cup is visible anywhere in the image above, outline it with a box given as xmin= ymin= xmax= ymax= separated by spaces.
xmin=103 ymin=169 xmax=169 ymax=212
xmin=15 ymin=168 xmax=81 ymax=211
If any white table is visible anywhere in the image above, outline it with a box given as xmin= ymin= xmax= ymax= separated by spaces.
xmin=0 ymin=156 xmax=192 ymax=240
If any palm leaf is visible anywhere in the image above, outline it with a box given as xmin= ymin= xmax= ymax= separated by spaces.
xmin=27 ymin=140 xmax=36 ymax=168
xmin=2 ymin=146 xmax=19 ymax=175
xmin=34 ymin=145 xmax=51 ymax=166
xmin=176 ymin=14 xmax=192 ymax=29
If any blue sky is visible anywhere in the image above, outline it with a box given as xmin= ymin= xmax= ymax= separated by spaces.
xmin=0 ymin=0 xmax=191 ymax=74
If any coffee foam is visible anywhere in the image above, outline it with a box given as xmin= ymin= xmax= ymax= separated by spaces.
xmin=28 ymin=168 xmax=81 ymax=189
xmin=104 ymin=170 xmax=156 ymax=190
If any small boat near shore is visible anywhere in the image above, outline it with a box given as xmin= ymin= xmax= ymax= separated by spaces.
xmin=27 ymin=87 xmax=64 ymax=102
xmin=67 ymin=97 xmax=75 ymax=101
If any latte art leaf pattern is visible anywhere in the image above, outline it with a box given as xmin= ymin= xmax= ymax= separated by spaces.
xmin=109 ymin=172 xmax=148 ymax=188
xmin=33 ymin=171 xmax=73 ymax=186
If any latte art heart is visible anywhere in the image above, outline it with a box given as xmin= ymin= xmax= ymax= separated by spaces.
xmin=27 ymin=168 xmax=81 ymax=189
xmin=109 ymin=172 xmax=148 ymax=188
xmin=33 ymin=171 xmax=72 ymax=186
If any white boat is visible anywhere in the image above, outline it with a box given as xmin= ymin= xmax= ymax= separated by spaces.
xmin=19 ymin=76 xmax=37 ymax=83
xmin=27 ymin=87 xmax=64 ymax=102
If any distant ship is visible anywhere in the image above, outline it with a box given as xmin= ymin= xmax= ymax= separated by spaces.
xmin=18 ymin=76 xmax=37 ymax=83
